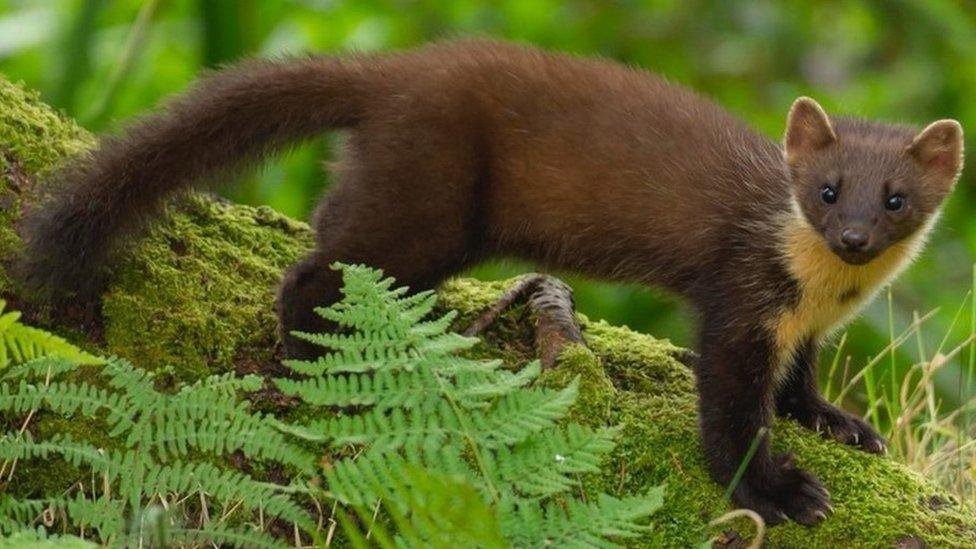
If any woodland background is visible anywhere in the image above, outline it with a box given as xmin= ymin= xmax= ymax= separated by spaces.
xmin=1 ymin=0 xmax=974 ymax=423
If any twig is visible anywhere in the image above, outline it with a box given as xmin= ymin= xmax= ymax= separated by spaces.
xmin=708 ymin=508 xmax=766 ymax=549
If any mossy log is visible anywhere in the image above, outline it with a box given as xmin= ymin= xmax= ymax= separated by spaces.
xmin=1 ymin=76 xmax=974 ymax=547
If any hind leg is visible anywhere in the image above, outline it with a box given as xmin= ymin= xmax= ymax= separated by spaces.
xmin=276 ymin=124 xmax=483 ymax=358
xmin=276 ymin=214 xmax=474 ymax=359
xmin=276 ymin=251 xmax=342 ymax=359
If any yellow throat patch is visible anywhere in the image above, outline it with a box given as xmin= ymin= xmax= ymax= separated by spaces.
xmin=769 ymin=205 xmax=934 ymax=376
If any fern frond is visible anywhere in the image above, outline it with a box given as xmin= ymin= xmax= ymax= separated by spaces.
xmin=294 ymin=369 xmax=569 ymax=453
xmin=432 ymin=355 xmax=503 ymax=376
xmin=501 ymin=488 xmax=664 ymax=548
xmin=278 ymin=264 xmax=664 ymax=547
xmin=0 ymin=302 xmax=103 ymax=370
xmin=142 ymin=402 xmax=314 ymax=470
xmin=281 ymin=352 xmax=391 ymax=376
xmin=311 ymin=399 xmax=463 ymax=450
xmin=1 ymin=357 xmax=82 ymax=381
xmin=0 ymin=434 xmax=118 ymax=477
xmin=276 ymin=368 xmax=441 ymax=409
xmin=327 ymin=450 xmax=459 ymax=508
xmin=0 ymin=314 xmax=318 ymax=546
xmin=0 ymin=497 xmax=46 ymax=534
xmin=60 ymin=496 xmax=126 ymax=540
xmin=144 ymin=462 xmax=314 ymax=530
xmin=391 ymin=289 xmax=439 ymax=324
xmin=496 ymin=424 xmax=618 ymax=498
xmin=411 ymin=330 xmax=478 ymax=357
xmin=0 ymin=496 xmax=124 ymax=541
xmin=162 ymin=525 xmax=286 ymax=549
xmin=452 ymin=360 xmax=540 ymax=405
xmin=291 ymin=330 xmax=417 ymax=358
xmin=382 ymin=467 xmax=507 ymax=549
xmin=0 ymin=380 xmax=135 ymax=435
xmin=178 ymin=371 xmax=265 ymax=398
xmin=474 ymin=381 xmax=580 ymax=447
xmin=285 ymin=326 xmax=474 ymax=378
xmin=100 ymin=358 xmax=156 ymax=399
xmin=0 ymin=527 xmax=98 ymax=548
xmin=324 ymin=450 xmax=416 ymax=507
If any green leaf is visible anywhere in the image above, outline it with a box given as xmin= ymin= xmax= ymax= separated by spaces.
xmin=0 ymin=301 xmax=104 ymax=370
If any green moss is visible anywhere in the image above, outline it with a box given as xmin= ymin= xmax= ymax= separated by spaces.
xmin=102 ymin=195 xmax=314 ymax=380
xmin=0 ymin=78 xmax=91 ymax=175
xmin=1 ymin=75 xmax=974 ymax=546
xmin=538 ymin=343 xmax=616 ymax=427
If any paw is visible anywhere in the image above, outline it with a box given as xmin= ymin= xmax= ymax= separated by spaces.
xmin=802 ymin=403 xmax=887 ymax=454
xmin=733 ymin=453 xmax=832 ymax=526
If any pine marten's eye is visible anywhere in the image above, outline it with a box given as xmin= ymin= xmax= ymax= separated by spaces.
xmin=820 ymin=185 xmax=838 ymax=205
xmin=885 ymin=194 xmax=906 ymax=212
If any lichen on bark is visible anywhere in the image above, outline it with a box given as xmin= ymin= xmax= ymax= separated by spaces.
xmin=1 ymin=75 xmax=975 ymax=547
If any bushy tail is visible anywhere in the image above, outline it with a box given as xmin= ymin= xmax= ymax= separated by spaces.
xmin=17 ymin=54 xmax=380 ymax=298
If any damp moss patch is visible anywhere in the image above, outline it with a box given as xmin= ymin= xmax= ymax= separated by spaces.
xmin=101 ymin=195 xmax=314 ymax=380
xmin=0 ymin=78 xmax=91 ymax=175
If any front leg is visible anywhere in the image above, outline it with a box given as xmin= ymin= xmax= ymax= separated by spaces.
xmin=776 ymin=340 xmax=886 ymax=454
xmin=696 ymin=327 xmax=831 ymax=526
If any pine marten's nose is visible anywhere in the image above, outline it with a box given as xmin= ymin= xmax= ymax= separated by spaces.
xmin=841 ymin=228 xmax=869 ymax=250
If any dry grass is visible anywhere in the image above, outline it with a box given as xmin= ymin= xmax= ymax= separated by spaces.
xmin=824 ymin=268 xmax=976 ymax=505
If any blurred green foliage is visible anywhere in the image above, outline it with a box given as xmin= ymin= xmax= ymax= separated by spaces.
xmin=1 ymin=0 xmax=975 ymax=409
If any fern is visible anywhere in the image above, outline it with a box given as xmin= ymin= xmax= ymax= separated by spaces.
xmin=279 ymin=263 xmax=663 ymax=546
xmin=0 ymin=301 xmax=102 ymax=371
xmin=339 ymin=466 xmax=509 ymax=549
xmin=0 ymin=349 xmax=316 ymax=546
xmin=495 ymin=424 xmax=619 ymax=499
xmin=160 ymin=525 xmax=283 ymax=549
xmin=500 ymin=488 xmax=665 ymax=548
xmin=0 ymin=527 xmax=97 ymax=548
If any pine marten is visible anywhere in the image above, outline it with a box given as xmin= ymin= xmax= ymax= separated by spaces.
xmin=15 ymin=40 xmax=964 ymax=526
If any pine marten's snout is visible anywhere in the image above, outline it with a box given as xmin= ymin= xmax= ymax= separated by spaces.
xmin=840 ymin=226 xmax=869 ymax=250
xmin=830 ymin=222 xmax=880 ymax=265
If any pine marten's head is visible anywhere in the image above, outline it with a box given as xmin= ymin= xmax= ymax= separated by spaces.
xmin=783 ymin=97 xmax=964 ymax=265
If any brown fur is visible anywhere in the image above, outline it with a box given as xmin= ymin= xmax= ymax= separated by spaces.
xmin=15 ymin=40 xmax=964 ymax=525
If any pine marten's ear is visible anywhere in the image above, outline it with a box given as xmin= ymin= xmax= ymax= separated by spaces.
xmin=784 ymin=97 xmax=837 ymax=166
xmin=906 ymin=119 xmax=964 ymax=185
